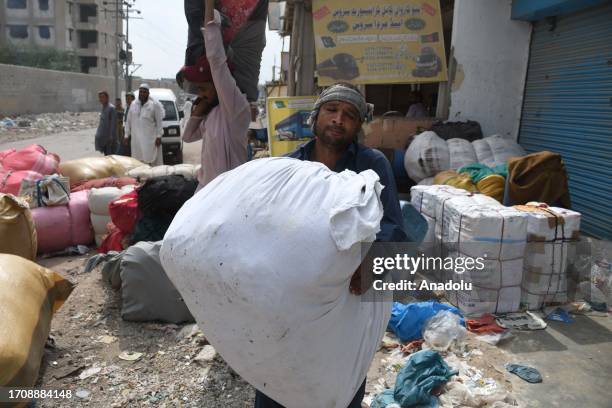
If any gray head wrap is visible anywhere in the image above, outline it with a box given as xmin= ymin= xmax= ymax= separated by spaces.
xmin=308 ymin=84 xmax=374 ymax=132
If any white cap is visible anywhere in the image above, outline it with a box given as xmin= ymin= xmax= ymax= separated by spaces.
xmin=139 ymin=83 xmax=150 ymax=90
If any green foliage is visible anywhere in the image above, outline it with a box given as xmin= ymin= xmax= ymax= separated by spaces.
xmin=0 ymin=45 xmax=81 ymax=72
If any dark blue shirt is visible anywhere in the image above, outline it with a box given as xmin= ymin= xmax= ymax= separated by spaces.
xmin=288 ymin=139 xmax=407 ymax=242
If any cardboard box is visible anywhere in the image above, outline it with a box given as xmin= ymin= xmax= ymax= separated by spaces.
xmin=362 ymin=117 xmax=435 ymax=150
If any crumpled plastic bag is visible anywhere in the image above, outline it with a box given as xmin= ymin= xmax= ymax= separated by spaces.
xmin=423 ymin=310 xmax=467 ymax=351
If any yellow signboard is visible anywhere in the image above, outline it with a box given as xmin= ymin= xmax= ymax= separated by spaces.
xmin=312 ymin=1 xmax=447 ymax=85
xmin=267 ymin=96 xmax=317 ymax=157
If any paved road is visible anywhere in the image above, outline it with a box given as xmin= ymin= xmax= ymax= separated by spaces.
xmin=0 ymin=128 xmax=202 ymax=164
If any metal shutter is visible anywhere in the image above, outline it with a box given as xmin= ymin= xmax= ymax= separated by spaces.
xmin=518 ymin=3 xmax=612 ymax=239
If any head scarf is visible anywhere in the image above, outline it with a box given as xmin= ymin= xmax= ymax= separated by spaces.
xmin=308 ymin=84 xmax=373 ymax=132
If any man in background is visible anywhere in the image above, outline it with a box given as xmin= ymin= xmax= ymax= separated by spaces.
xmin=125 ymin=84 xmax=164 ymax=165
xmin=114 ymin=98 xmax=127 ymax=155
xmin=94 ymin=91 xmax=117 ymax=155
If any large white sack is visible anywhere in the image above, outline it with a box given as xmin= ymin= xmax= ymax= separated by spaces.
xmin=160 ymin=157 xmax=391 ymax=408
xmin=484 ymin=134 xmax=526 ymax=166
xmin=127 ymin=164 xmax=200 ymax=180
xmin=88 ymin=185 xmax=134 ymax=215
xmin=472 ymin=139 xmax=495 ymax=167
xmin=447 ymin=138 xmax=478 ymax=170
xmin=90 ymin=213 xmax=110 ymax=236
xmin=404 ymin=131 xmax=450 ymax=182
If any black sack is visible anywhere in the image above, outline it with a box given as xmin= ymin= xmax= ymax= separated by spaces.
xmin=137 ymin=175 xmax=198 ymax=219
xmin=431 ymin=120 xmax=483 ymax=142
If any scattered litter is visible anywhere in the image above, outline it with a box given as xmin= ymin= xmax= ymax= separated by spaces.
xmin=1 ymin=118 xmax=16 ymax=128
xmin=79 ymin=365 xmax=102 ymax=380
xmin=466 ymin=313 xmax=505 ymax=334
xmin=96 ymin=335 xmax=118 ymax=344
xmin=75 ymin=389 xmax=91 ymax=399
xmin=118 ymin=351 xmax=144 ymax=362
xmin=177 ymin=324 xmax=203 ymax=340
xmin=475 ymin=331 xmax=513 ymax=346
xmin=387 ymin=301 xmax=464 ymax=342
xmin=545 ymin=308 xmax=574 ymax=323
xmin=399 ymin=339 xmax=423 ymax=354
xmin=194 ymin=345 xmax=217 ymax=364
xmin=380 ymin=333 xmax=400 ymax=350
xmin=52 ymin=364 xmax=86 ymax=380
xmin=423 ymin=310 xmax=467 ymax=351
xmin=505 ymin=363 xmax=542 ymax=383
xmin=371 ymin=350 xmax=458 ymax=408
xmin=496 ymin=311 xmax=547 ymax=330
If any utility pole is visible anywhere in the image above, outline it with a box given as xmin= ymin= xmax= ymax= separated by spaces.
xmin=114 ymin=0 xmax=120 ymax=99
xmin=125 ymin=2 xmax=130 ymax=92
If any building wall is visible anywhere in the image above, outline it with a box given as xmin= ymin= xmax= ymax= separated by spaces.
xmin=448 ymin=0 xmax=532 ymax=140
xmin=0 ymin=0 xmax=122 ymax=77
xmin=0 ymin=62 xmax=123 ymax=115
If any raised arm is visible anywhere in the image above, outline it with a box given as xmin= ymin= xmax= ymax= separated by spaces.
xmin=203 ymin=0 xmax=249 ymax=119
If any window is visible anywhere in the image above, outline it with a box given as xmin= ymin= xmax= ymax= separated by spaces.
xmin=7 ymin=0 xmax=27 ymax=9
xmin=160 ymin=101 xmax=178 ymax=121
xmin=8 ymin=25 xmax=28 ymax=39
xmin=38 ymin=25 xmax=51 ymax=39
xmin=68 ymin=28 xmax=73 ymax=41
xmin=68 ymin=3 xmax=72 ymax=15
xmin=39 ymin=0 xmax=49 ymax=11
xmin=104 ymin=33 xmax=107 ymax=44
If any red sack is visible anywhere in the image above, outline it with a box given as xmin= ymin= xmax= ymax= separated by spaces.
xmin=108 ymin=190 xmax=140 ymax=234
xmin=71 ymin=177 xmax=137 ymax=192
xmin=0 ymin=144 xmax=60 ymax=175
xmin=0 ymin=169 xmax=44 ymax=195
xmin=98 ymin=224 xmax=129 ymax=253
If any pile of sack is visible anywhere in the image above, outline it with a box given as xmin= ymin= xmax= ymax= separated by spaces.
xmin=127 ymin=163 xmax=200 ymax=181
xmin=92 ymin=174 xmax=198 ymax=253
xmin=404 ymin=132 xmax=525 ymax=184
xmin=0 ymin=145 xmax=60 ymax=195
xmin=59 ymin=155 xmax=144 ymax=188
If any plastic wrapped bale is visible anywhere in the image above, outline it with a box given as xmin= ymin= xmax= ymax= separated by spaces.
xmin=438 ymin=197 xmax=527 ymax=314
xmin=0 ymin=254 xmax=74 ymax=388
xmin=483 ymin=134 xmax=525 ymax=166
xmin=447 ymin=138 xmax=477 ymax=170
xmin=59 ymin=157 xmax=121 ymax=186
xmin=0 ymin=169 xmax=44 ymax=196
xmin=515 ymin=205 xmax=581 ymax=310
xmin=121 ymin=241 xmax=194 ymax=323
xmin=0 ymin=144 xmax=60 ymax=175
xmin=107 ymin=155 xmax=146 ymax=174
xmin=161 ymin=157 xmax=391 ymax=408
xmin=137 ymin=175 xmax=197 ymax=219
xmin=404 ymin=131 xmax=450 ymax=182
xmin=0 ymin=194 xmax=37 ymax=260
xmin=31 ymin=190 xmax=94 ymax=253
xmin=127 ymin=164 xmax=200 ymax=180
xmin=472 ymin=139 xmax=495 ymax=167
xmin=88 ymin=186 xmax=135 ymax=246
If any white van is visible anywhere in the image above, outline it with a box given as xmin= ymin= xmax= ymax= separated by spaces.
xmin=135 ymin=88 xmax=183 ymax=164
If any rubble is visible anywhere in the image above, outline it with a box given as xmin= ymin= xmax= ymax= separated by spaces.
xmin=0 ymin=111 xmax=99 ymax=143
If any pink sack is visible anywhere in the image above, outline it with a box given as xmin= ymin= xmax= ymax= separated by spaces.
xmin=0 ymin=144 xmax=60 ymax=175
xmin=0 ymin=169 xmax=44 ymax=195
xmin=0 ymin=148 xmax=16 ymax=161
xmin=69 ymin=190 xmax=95 ymax=246
xmin=31 ymin=189 xmax=94 ymax=253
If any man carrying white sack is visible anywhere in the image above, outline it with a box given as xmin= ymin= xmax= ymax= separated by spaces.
xmin=250 ymin=84 xmax=408 ymax=407
xmin=125 ymin=83 xmax=165 ymax=165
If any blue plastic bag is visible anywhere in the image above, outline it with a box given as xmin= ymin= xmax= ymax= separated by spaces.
xmin=387 ymin=301 xmax=464 ymax=343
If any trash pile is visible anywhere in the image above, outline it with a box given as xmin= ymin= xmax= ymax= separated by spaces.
xmin=368 ymin=301 xmax=523 ymax=408
xmin=0 ymin=112 xmax=99 ymax=142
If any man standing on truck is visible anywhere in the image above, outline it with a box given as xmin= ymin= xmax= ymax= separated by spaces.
xmin=125 ymin=84 xmax=164 ymax=165
xmin=94 ymin=91 xmax=117 ymax=156
xmin=181 ymin=0 xmax=251 ymax=189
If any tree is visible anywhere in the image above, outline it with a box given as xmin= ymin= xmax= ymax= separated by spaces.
xmin=0 ymin=45 xmax=80 ymax=72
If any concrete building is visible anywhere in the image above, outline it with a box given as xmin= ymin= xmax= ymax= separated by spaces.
xmin=0 ymin=0 xmax=122 ymax=75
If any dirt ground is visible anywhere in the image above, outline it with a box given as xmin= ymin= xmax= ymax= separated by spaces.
xmin=0 ymin=112 xmax=99 ymax=145
xmin=36 ymin=253 xmax=256 ymax=408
